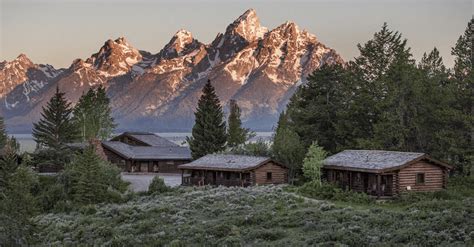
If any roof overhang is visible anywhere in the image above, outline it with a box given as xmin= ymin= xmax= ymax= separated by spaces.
xmin=178 ymin=158 xmax=288 ymax=172
xmin=102 ymin=142 xmax=191 ymax=161
xmin=323 ymin=154 xmax=453 ymax=173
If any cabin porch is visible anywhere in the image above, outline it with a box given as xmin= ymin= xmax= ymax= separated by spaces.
xmin=324 ymin=169 xmax=395 ymax=197
xmin=181 ymin=170 xmax=252 ymax=187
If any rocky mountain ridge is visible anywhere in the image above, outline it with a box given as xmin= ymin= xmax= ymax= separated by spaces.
xmin=1 ymin=9 xmax=343 ymax=132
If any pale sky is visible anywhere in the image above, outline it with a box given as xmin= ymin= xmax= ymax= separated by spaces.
xmin=0 ymin=0 xmax=471 ymax=68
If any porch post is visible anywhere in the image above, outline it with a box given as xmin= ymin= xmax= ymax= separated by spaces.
xmin=376 ymin=174 xmax=381 ymax=198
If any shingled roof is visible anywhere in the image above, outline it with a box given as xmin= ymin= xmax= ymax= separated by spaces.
xmin=323 ymin=150 xmax=450 ymax=172
xmin=179 ymin=154 xmax=283 ymax=172
xmin=102 ymin=141 xmax=191 ymax=160
xmin=111 ymin=132 xmax=179 ymax=147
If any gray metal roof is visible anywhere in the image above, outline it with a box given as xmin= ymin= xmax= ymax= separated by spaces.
xmin=113 ymin=132 xmax=179 ymax=147
xmin=179 ymin=154 xmax=272 ymax=171
xmin=102 ymin=141 xmax=191 ymax=160
xmin=323 ymin=150 xmax=426 ymax=171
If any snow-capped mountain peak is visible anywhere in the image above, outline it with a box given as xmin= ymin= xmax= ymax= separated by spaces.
xmin=225 ymin=8 xmax=268 ymax=42
xmin=86 ymin=37 xmax=142 ymax=77
xmin=161 ymin=29 xmax=201 ymax=58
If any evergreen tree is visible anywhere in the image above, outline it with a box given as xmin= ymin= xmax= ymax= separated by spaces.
xmin=72 ymin=147 xmax=105 ymax=205
xmin=302 ymin=142 xmax=327 ymax=186
xmin=365 ymin=43 xmax=420 ymax=151
xmin=0 ymin=141 xmax=38 ymax=245
xmin=416 ymin=48 xmax=452 ymax=158
xmin=73 ymin=86 xmax=116 ymax=141
xmin=272 ymin=112 xmax=305 ymax=183
xmin=288 ymin=63 xmax=349 ymax=153
xmin=32 ymin=87 xmax=78 ymax=150
xmin=447 ymin=19 xmax=473 ymax=175
xmin=227 ymin=99 xmax=254 ymax=148
xmin=349 ymin=23 xmax=412 ymax=144
xmin=452 ymin=18 xmax=473 ymax=81
xmin=65 ymin=146 xmax=126 ymax=205
xmin=187 ymin=80 xmax=227 ymax=159
xmin=0 ymin=117 xmax=7 ymax=149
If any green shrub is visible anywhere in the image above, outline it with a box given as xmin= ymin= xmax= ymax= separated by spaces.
xmin=298 ymin=182 xmax=373 ymax=204
xmin=148 ymin=176 xmax=170 ymax=194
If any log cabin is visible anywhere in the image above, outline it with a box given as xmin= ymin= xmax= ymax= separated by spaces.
xmin=179 ymin=154 xmax=288 ymax=186
xmin=322 ymin=150 xmax=452 ymax=198
xmin=101 ymin=132 xmax=191 ymax=173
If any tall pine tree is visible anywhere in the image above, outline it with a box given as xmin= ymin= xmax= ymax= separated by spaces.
xmin=227 ymin=99 xmax=254 ymax=148
xmin=32 ymin=87 xmax=78 ymax=150
xmin=187 ymin=80 xmax=227 ymax=159
xmin=349 ymin=23 xmax=412 ymax=145
xmin=288 ymin=63 xmax=349 ymax=153
xmin=447 ymin=19 xmax=473 ymax=175
xmin=0 ymin=117 xmax=7 ymax=149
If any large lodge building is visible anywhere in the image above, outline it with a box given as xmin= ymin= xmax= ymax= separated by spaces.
xmin=101 ymin=132 xmax=191 ymax=173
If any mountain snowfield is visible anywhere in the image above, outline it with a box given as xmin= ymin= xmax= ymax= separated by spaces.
xmin=0 ymin=9 xmax=343 ymax=133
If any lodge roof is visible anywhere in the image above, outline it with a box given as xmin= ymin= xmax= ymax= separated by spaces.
xmin=322 ymin=150 xmax=451 ymax=172
xmin=102 ymin=141 xmax=191 ymax=160
xmin=179 ymin=154 xmax=284 ymax=171
xmin=111 ymin=132 xmax=179 ymax=147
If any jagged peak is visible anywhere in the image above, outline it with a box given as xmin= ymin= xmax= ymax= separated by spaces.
xmin=235 ymin=9 xmax=258 ymax=23
xmin=167 ymin=29 xmax=195 ymax=49
xmin=274 ymin=21 xmax=298 ymax=32
xmin=174 ymin=29 xmax=193 ymax=40
xmin=100 ymin=37 xmax=135 ymax=51
xmin=12 ymin=53 xmax=33 ymax=65
xmin=161 ymin=29 xmax=200 ymax=57
xmin=16 ymin=53 xmax=30 ymax=60
xmin=114 ymin=36 xmax=129 ymax=45
xmin=0 ymin=53 xmax=34 ymax=70
xmin=225 ymin=8 xmax=268 ymax=41
xmin=266 ymin=21 xmax=317 ymax=43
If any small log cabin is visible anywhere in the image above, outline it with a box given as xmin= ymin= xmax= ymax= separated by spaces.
xmin=101 ymin=132 xmax=191 ymax=173
xmin=322 ymin=150 xmax=452 ymax=198
xmin=179 ymin=154 xmax=288 ymax=186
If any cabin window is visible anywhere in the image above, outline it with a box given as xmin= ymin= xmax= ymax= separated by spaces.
xmin=225 ymin=172 xmax=231 ymax=180
xmin=416 ymin=173 xmax=425 ymax=185
xmin=166 ymin=161 xmax=174 ymax=165
xmin=266 ymin=172 xmax=272 ymax=180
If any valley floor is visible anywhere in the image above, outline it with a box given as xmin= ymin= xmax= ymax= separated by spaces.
xmin=35 ymin=185 xmax=473 ymax=246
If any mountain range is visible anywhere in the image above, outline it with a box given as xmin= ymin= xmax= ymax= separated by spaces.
xmin=0 ymin=9 xmax=343 ymax=133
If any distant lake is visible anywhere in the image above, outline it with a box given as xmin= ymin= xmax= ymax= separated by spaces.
xmin=12 ymin=132 xmax=274 ymax=153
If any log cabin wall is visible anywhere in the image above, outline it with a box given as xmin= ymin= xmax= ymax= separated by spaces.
xmin=252 ymin=162 xmax=288 ymax=185
xmin=102 ymin=147 xmax=128 ymax=171
xmin=397 ymin=161 xmax=446 ymax=193
xmin=157 ymin=160 xmax=188 ymax=173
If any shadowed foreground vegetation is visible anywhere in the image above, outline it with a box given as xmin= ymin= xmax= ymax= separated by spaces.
xmin=35 ymin=181 xmax=473 ymax=246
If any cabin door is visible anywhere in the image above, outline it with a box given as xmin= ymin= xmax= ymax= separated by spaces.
xmin=382 ymin=175 xmax=393 ymax=196
xmin=140 ymin=162 xmax=149 ymax=172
